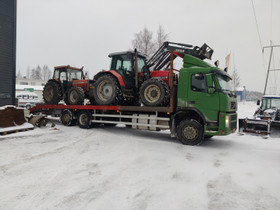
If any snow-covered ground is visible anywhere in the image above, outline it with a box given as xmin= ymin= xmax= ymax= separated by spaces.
xmin=1 ymin=102 xmax=280 ymax=210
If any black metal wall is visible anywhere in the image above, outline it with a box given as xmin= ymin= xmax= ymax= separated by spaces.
xmin=0 ymin=0 xmax=16 ymax=106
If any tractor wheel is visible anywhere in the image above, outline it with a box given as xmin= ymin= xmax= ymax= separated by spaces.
xmin=93 ymin=74 xmax=123 ymax=105
xmin=77 ymin=110 xmax=92 ymax=129
xmin=67 ymin=87 xmax=85 ymax=105
xmin=60 ymin=109 xmax=76 ymax=126
xmin=177 ymin=119 xmax=203 ymax=145
xmin=140 ymin=78 xmax=169 ymax=106
xmin=43 ymin=81 xmax=62 ymax=104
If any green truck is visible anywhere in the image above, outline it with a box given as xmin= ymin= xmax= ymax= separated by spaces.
xmin=31 ymin=42 xmax=237 ymax=145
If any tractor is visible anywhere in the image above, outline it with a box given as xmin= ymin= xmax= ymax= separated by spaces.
xmin=43 ymin=65 xmax=95 ymax=105
xmin=92 ymin=42 xmax=213 ymax=106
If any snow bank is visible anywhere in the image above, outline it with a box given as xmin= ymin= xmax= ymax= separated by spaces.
xmin=0 ymin=102 xmax=279 ymax=210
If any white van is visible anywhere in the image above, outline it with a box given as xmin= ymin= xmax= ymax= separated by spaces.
xmin=16 ymin=91 xmax=40 ymax=109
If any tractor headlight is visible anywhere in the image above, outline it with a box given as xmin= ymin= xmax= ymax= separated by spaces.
xmin=225 ymin=116 xmax=230 ymax=128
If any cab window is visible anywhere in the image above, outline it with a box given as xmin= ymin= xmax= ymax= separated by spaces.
xmin=191 ymin=74 xmax=207 ymax=93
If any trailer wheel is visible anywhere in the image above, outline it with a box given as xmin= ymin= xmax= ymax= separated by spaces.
xmin=43 ymin=81 xmax=62 ymax=104
xmin=77 ymin=110 xmax=92 ymax=129
xmin=177 ymin=119 xmax=203 ymax=145
xmin=68 ymin=86 xmax=85 ymax=105
xmin=140 ymin=78 xmax=169 ymax=106
xmin=93 ymin=74 xmax=123 ymax=105
xmin=60 ymin=109 xmax=76 ymax=126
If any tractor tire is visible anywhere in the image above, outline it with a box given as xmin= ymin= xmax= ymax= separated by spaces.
xmin=93 ymin=74 xmax=123 ymax=105
xmin=60 ymin=109 xmax=76 ymax=126
xmin=177 ymin=119 xmax=203 ymax=145
xmin=43 ymin=81 xmax=62 ymax=104
xmin=77 ymin=110 xmax=92 ymax=129
xmin=67 ymin=86 xmax=85 ymax=105
xmin=140 ymin=78 xmax=169 ymax=106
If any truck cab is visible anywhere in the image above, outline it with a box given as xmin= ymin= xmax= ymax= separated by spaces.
xmin=176 ymin=55 xmax=237 ymax=140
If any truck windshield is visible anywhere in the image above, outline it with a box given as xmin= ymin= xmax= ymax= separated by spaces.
xmin=261 ymin=98 xmax=280 ymax=110
xmin=217 ymin=74 xmax=232 ymax=92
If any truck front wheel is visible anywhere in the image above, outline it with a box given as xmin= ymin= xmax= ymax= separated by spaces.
xmin=177 ymin=119 xmax=203 ymax=145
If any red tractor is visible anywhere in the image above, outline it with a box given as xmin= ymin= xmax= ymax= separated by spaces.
xmin=43 ymin=65 xmax=95 ymax=105
xmin=92 ymin=42 xmax=213 ymax=106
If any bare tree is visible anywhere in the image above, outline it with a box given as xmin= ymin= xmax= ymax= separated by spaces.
xmin=231 ymin=65 xmax=241 ymax=91
xmin=132 ymin=27 xmax=155 ymax=58
xmin=42 ymin=65 xmax=52 ymax=80
xmin=156 ymin=25 xmax=169 ymax=49
xmin=16 ymin=69 xmax=22 ymax=78
xmin=26 ymin=66 xmax=30 ymax=79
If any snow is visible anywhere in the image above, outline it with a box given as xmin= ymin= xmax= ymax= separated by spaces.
xmin=1 ymin=102 xmax=280 ymax=210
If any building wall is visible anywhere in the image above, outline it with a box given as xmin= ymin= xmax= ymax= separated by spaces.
xmin=0 ymin=0 xmax=17 ymax=106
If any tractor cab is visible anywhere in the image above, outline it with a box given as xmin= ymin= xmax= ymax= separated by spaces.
xmin=53 ymin=65 xmax=84 ymax=83
xmin=108 ymin=51 xmax=148 ymax=89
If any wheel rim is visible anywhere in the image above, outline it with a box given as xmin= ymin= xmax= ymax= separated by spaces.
xmin=183 ymin=126 xmax=198 ymax=140
xmin=79 ymin=113 xmax=88 ymax=126
xmin=69 ymin=90 xmax=78 ymax=103
xmin=44 ymin=86 xmax=54 ymax=102
xmin=97 ymin=80 xmax=113 ymax=102
xmin=62 ymin=113 xmax=71 ymax=124
xmin=144 ymin=84 xmax=160 ymax=103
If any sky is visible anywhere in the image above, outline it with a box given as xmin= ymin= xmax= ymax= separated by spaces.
xmin=16 ymin=0 xmax=280 ymax=93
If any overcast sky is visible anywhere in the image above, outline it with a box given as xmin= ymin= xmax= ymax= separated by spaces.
xmin=17 ymin=0 xmax=280 ymax=93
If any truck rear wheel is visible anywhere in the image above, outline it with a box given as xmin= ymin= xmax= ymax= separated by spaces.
xmin=77 ymin=110 xmax=92 ymax=129
xmin=60 ymin=109 xmax=76 ymax=126
xmin=93 ymin=74 xmax=123 ymax=105
xmin=177 ymin=119 xmax=203 ymax=145
xmin=43 ymin=81 xmax=62 ymax=104
xmin=140 ymin=78 xmax=169 ymax=106
xmin=67 ymin=86 xmax=84 ymax=105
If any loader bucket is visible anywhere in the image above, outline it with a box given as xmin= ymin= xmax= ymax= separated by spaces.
xmin=269 ymin=121 xmax=280 ymax=138
xmin=0 ymin=106 xmax=27 ymax=128
xmin=239 ymin=118 xmax=270 ymax=135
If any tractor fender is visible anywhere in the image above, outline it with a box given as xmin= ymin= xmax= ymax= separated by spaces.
xmin=94 ymin=70 xmax=125 ymax=87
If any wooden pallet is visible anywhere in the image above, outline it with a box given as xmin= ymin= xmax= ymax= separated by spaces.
xmin=0 ymin=124 xmax=34 ymax=136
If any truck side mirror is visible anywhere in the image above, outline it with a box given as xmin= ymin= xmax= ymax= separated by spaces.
xmin=208 ymin=87 xmax=215 ymax=94
xmin=257 ymin=100 xmax=260 ymax=105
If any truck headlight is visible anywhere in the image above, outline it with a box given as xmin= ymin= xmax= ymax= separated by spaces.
xmin=225 ymin=116 xmax=230 ymax=128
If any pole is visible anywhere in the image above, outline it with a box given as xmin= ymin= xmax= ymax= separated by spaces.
xmin=263 ymin=46 xmax=273 ymax=95
xmin=169 ymin=51 xmax=174 ymax=112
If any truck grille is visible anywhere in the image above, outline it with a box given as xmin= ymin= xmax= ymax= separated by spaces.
xmin=230 ymin=102 xmax=237 ymax=110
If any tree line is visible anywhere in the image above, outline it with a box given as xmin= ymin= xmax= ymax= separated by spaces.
xmin=17 ymin=65 xmax=52 ymax=81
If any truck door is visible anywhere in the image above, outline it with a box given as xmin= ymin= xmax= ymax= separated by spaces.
xmin=188 ymin=73 xmax=220 ymax=122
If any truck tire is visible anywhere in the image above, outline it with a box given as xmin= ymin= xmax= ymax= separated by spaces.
xmin=93 ymin=74 xmax=123 ymax=105
xmin=43 ymin=81 xmax=62 ymax=104
xmin=140 ymin=78 xmax=169 ymax=106
xmin=177 ymin=119 xmax=203 ymax=145
xmin=60 ymin=109 xmax=76 ymax=126
xmin=67 ymin=86 xmax=84 ymax=105
xmin=77 ymin=110 xmax=92 ymax=129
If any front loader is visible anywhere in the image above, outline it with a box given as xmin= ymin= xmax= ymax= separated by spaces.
xmin=92 ymin=41 xmax=214 ymax=106
xmin=239 ymin=95 xmax=280 ymax=137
